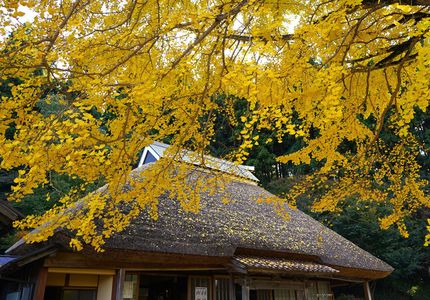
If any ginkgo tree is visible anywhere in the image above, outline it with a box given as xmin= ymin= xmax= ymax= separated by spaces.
xmin=1 ymin=0 xmax=430 ymax=250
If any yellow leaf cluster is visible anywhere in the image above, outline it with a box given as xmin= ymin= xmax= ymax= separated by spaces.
xmin=1 ymin=0 xmax=430 ymax=249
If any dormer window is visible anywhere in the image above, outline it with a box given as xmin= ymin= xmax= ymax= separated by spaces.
xmin=142 ymin=151 xmax=157 ymax=165
xmin=137 ymin=142 xmax=259 ymax=183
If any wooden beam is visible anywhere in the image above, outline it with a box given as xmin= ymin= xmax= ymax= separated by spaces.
xmin=33 ymin=267 xmax=48 ymax=300
xmin=17 ymin=247 xmax=57 ymax=268
xmin=48 ymin=267 xmax=116 ymax=275
xmin=225 ymin=260 xmax=247 ymax=274
xmin=44 ymin=251 xmax=230 ymax=269
xmin=364 ymin=281 xmax=372 ymax=300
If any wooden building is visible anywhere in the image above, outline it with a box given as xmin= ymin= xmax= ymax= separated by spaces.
xmin=0 ymin=200 xmax=22 ymax=235
xmin=0 ymin=142 xmax=393 ymax=300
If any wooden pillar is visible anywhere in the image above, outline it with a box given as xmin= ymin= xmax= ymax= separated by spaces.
xmin=33 ymin=267 xmax=48 ymax=300
xmin=363 ymin=281 xmax=372 ymax=300
xmin=303 ymin=280 xmax=309 ymax=300
xmin=241 ymin=285 xmax=249 ymax=300
xmin=115 ymin=269 xmax=126 ymax=300
xmin=111 ymin=272 xmax=117 ymax=300
xmin=229 ymin=275 xmax=235 ymax=300
xmin=97 ymin=275 xmax=114 ymax=300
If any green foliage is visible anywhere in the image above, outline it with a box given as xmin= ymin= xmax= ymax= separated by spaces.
xmin=321 ymin=201 xmax=429 ymax=298
xmin=11 ymin=172 xmax=84 ymax=216
xmin=410 ymin=109 xmax=430 ymax=181
xmin=0 ymin=232 xmax=19 ymax=253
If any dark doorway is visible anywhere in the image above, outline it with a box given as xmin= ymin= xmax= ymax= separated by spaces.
xmin=250 ymin=290 xmax=273 ymax=300
xmin=138 ymin=275 xmax=187 ymax=300
xmin=44 ymin=287 xmax=97 ymax=300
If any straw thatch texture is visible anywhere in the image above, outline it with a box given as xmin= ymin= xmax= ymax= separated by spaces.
xmin=103 ymin=167 xmax=393 ymax=274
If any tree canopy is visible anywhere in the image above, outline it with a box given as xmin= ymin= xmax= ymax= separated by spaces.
xmin=1 ymin=0 xmax=430 ymax=250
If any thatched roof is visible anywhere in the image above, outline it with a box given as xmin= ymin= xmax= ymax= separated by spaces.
xmin=7 ymin=165 xmax=393 ymax=280
xmin=99 ymin=166 xmax=392 ymax=279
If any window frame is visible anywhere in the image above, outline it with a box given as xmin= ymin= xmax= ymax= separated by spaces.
xmin=188 ymin=275 xmax=213 ymax=300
